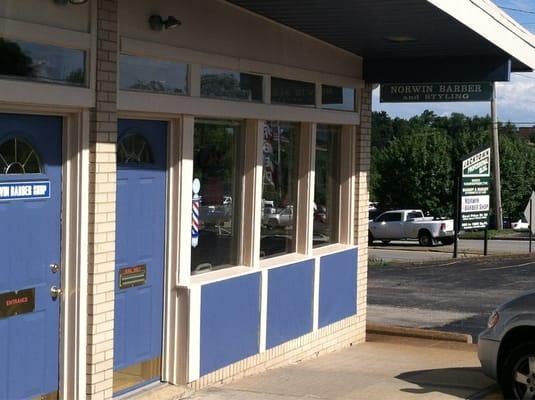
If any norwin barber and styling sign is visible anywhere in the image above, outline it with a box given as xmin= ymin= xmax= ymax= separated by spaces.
xmin=460 ymin=147 xmax=491 ymax=230
xmin=380 ymin=82 xmax=493 ymax=103
xmin=0 ymin=181 xmax=50 ymax=201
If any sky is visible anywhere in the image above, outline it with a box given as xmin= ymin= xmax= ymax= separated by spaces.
xmin=372 ymin=0 xmax=535 ymax=126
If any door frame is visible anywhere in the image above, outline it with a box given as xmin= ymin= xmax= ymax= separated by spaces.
xmin=0 ymin=104 xmax=90 ymax=400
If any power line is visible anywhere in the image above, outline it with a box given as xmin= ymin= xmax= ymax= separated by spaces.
xmin=499 ymin=6 xmax=535 ymax=15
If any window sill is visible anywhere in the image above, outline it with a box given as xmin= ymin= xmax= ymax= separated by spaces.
xmin=312 ymin=243 xmax=357 ymax=257
xmin=186 ymin=265 xmax=255 ymax=287
xmin=259 ymin=252 xmax=313 ymax=270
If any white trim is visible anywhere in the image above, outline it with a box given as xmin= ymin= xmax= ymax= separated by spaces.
xmin=0 ymin=17 xmax=92 ymax=50
xmin=119 ymin=91 xmax=360 ymax=126
xmin=120 ymin=37 xmax=363 ymax=88
xmin=188 ymin=286 xmax=201 ymax=383
xmin=259 ymin=269 xmax=268 ymax=352
xmin=312 ymin=256 xmax=320 ymax=331
xmin=340 ymin=126 xmax=356 ymax=245
xmin=427 ymin=0 xmax=535 ymax=70
xmin=178 ymin=116 xmax=195 ymax=286
xmin=0 ymin=80 xmax=94 ymax=109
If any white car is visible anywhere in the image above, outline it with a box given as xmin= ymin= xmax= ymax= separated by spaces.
xmin=512 ymin=218 xmax=529 ymax=232
xmin=263 ymin=206 xmax=293 ymax=228
xmin=369 ymin=209 xmax=455 ymax=246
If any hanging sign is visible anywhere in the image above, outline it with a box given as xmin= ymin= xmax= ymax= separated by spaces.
xmin=460 ymin=147 xmax=491 ymax=230
xmin=0 ymin=288 xmax=35 ymax=319
xmin=192 ymin=178 xmax=201 ymax=248
xmin=380 ymin=82 xmax=493 ymax=103
xmin=0 ymin=181 xmax=50 ymax=201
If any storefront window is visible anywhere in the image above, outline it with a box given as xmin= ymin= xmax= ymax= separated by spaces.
xmin=119 ymin=54 xmax=188 ymax=95
xmin=261 ymin=121 xmax=299 ymax=258
xmin=191 ymin=120 xmax=243 ymax=274
xmin=313 ymin=125 xmax=341 ymax=248
xmin=271 ymin=77 xmax=315 ymax=106
xmin=0 ymin=37 xmax=85 ymax=85
xmin=321 ymin=85 xmax=356 ymax=111
xmin=200 ymin=67 xmax=263 ymax=102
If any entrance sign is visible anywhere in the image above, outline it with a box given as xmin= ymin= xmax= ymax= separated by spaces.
xmin=0 ymin=181 xmax=50 ymax=201
xmin=380 ymin=82 xmax=493 ymax=103
xmin=460 ymin=147 xmax=491 ymax=230
xmin=0 ymin=288 xmax=35 ymax=318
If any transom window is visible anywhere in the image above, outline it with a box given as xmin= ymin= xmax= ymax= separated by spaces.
xmin=117 ymin=134 xmax=153 ymax=164
xmin=0 ymin=137 xmax=42 ymax=174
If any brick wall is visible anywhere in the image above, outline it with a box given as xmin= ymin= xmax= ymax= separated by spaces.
xmin=86 ymin=1 xmax=118 ymax=399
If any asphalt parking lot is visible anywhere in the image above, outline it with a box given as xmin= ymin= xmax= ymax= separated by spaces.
xmin=368 ymin=254 xmax=535 ymax=340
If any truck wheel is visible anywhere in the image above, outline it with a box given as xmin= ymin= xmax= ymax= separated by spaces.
xmin=418 ymin=231 xmax=434 ymax=247
xmin=368 ymin=231 xmax=374 ymax=245
xmin=268 ymin=219 xmax=278 ymax=229
xmin=440 ymin=237 xmax=454 ymax=246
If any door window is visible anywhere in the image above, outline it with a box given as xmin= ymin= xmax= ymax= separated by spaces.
xmin=0 ymin=137 xmax=42 ymax=174
xmin=117 ymin=134 xmax=153 ymax=164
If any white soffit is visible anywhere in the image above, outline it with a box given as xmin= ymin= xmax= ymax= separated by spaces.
xmin=428 ymin=0 xmax=535 ymax=70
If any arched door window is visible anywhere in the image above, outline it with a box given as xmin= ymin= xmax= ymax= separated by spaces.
xmin=117 ymin=134 xmax=153 ymax=164
xmin=0 ymin=137 xmax=42 ymax=174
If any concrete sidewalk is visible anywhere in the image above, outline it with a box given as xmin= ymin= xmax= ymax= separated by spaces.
xmin=134 ymin=333 xmax=502 ymax=400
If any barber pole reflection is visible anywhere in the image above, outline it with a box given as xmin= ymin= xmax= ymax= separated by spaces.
xmin=192 ymin=178 xmax=201 ymax=248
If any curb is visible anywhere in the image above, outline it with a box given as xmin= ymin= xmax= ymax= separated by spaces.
xmin=367 ymin=323 xmax=473 ymax=344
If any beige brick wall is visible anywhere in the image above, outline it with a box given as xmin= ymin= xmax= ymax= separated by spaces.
xmin=354 ymin=84 xmax=373 ymax=340
xmin=87 ymin=1 xmax=118 ymax=399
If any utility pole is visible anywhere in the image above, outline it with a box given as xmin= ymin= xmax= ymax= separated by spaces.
xmin=491 ymin=82 xmax=503 ymax=230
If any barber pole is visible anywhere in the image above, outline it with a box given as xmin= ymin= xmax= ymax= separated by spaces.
xmin=192 ymin=178 xmax=201 ymax=248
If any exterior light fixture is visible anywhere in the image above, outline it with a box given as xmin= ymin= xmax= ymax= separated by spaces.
xmin=149 ymin=15 xmax=181 ymax=31
xmin=54 ymin=0 xmax=88 ymax=4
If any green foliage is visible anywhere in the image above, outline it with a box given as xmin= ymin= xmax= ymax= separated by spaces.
xmin=371 ymin=110 xmax=535 ymax=219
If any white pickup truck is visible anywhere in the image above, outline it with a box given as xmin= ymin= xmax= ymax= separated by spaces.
xmin=369 ymin=209 xmax=455 ymax=246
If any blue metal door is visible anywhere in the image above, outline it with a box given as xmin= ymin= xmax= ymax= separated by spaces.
xmin=0 ymin=114 xmax=62 ymax=399
xmin=114 ymin=119 xmax=167 ymax=392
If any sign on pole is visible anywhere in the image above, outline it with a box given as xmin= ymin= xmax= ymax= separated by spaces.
xmin=380 ymin=82 xmax=493 ymax=103
xmin=523 ymin=192 xmax=535 ymax=235
xmin=460 ymin=147 xmax=491 ymax=230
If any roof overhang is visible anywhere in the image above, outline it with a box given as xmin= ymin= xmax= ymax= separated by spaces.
xmin=225 ymin=0 xmax=535 ymax=83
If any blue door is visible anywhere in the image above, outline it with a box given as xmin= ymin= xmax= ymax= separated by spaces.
xmin=114 ymin=119 xmax=167 ymax=394
xmin=0 ymin=114 xmax=62 ymax=399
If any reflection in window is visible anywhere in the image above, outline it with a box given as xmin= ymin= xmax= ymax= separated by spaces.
xmin=271 ymin=77 xmax=315 ymax=106
xmin=200 ymin=67 xmax=262 ymax=102
xmin=321 ymin=85 xmax=356 ymax=111
xmin=313 ymin=125 xmax=341 ymax=248
xmin=261 ymin=121 xmax=299 ymax=258
xmin=191 ymin=120 xmax=243 ymax=274
xmin=117 ymin=134 xmax=153 ymax=164
xmin=119 ymin=54 xmax=188 ymax=95
xmin=0 ymin=38 xmax=85 ymax=85
xmin=0 ymin=138 xmax=42 ymax=174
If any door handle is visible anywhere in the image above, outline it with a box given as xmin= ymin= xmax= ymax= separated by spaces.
xmin=50 ymin=286 xmax=62 ymax=300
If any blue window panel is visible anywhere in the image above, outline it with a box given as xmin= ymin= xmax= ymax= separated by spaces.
xmin=200 ymin=273 xmax=261 ymax=376
xmin=319 ymin=249 xmax=358 ymax=328
xmin=266 ymin=260 xmax=314 ymax=349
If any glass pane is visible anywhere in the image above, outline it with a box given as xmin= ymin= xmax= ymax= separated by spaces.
xmin=200 ymin=67 xmax=262 ymax=102
xmin=321 ymin=85 xmax=356 ymax=111
xmin=314 ymin=125 xmax=340 ymax=248
xmin=117 ymin=134 xmax=153 ymax=164
xmin=191 ymin=120 xmax=243 ymax=274
xmin=271 ymin=77 xmax=315 ymax=106
xmin=119 ymin=54 xmax=188 ymax=95
xmin=261 ymin=121 xmax=299 ymax=258
xmin=0 ymin=37 xmax=85 ymax=85
xmin=0 ymin=138 xmax=42 ymax=175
